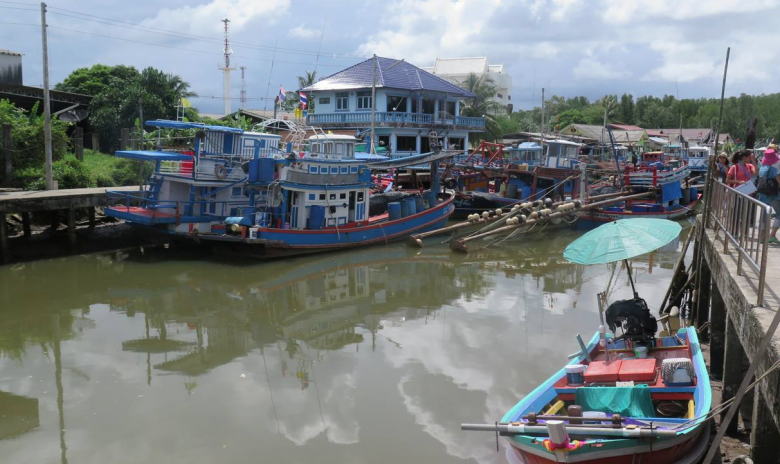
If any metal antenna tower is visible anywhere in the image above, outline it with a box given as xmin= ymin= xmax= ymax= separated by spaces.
xmin=218 ymin=18 xmax=235 ymax=115
xmin=240 ymin=66 xmax=247 ymax=108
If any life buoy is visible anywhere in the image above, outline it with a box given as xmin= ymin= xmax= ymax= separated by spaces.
xmin=214 ymin=164 xmax=227 ymax=179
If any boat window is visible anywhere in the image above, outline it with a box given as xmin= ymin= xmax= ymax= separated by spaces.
xmin=335 ymin=143 xmax=344 ymax=154
xmin=548 ymin=144 xmax=561 ymax=158
xmin=319 ymin=194 xmax=326 ymax=200
xmin=357 ymin=192 xmax=364 ymax=201
xmin=340 ymin=193 xmax=346 ymax=199
xmin=338 ymin=217 xmax=347 ymax=225
xmin=309 ymin=193 xmax=316 ymax=200
xmin=330 ymin=193 xmax=336 ymax=200
xmin=291 ymin=193 xmax=298 ymax=205
xmin=347 ymin=144 xmax=353 ymax=157
xmin=350 ymin=166 xmax=358 ymax=173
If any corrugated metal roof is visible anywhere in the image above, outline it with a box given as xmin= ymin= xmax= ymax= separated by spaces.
xmin=0 ymin=49 xmax=22 ymax=56
xmin=432 ymin=57 xmax=487 ymax=75
xmin=301 ymin=57 xmax=475 ymax=97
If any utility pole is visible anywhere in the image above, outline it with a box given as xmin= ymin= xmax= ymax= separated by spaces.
xmin=40 ymin=2 xmax=54 ymax=190
xmin=540 ymin=87 xmax=545 ymax=152
xmin=137 ymin=97 xmax=143 ymax=149
xmin=240 ymin=66 xmax=247 ymax=109
xmin=370 ymin=54 xmax=377 ymax=154
xmin=218 ymin=18 xmax=235 ymax=116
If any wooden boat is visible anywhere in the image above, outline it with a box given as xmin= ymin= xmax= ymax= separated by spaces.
xmin=106 ymin=121 xmax=455 ymax=258
xmin=486 ymin=324 xmax=711 ymax=464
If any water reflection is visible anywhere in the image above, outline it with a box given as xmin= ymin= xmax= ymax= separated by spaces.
xmin=0 ymin=227 xmax=687 ymax=464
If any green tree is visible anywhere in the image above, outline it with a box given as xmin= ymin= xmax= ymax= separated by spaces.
xmin=457 ymin=73 xmax=503 ymax=142
xmin=297 ymin=70 xmax=317 ymax=89
xmin=552 ymin=109 xmax=586 ymax=131
xmin=618 ymin=94 xmax=634 ymax=124
xmin=54 ymin=64 xmax=138 ymax=96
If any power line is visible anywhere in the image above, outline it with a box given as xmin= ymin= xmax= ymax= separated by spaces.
xmin=0 ymin=5 xmax=37 ymax=11
xmin=0 ymin=20 xmax=38 ymax=26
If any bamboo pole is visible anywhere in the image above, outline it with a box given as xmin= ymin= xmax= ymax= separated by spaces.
xmin=450 ymin=192 xmax=653 ymax=252
xmin=408 ymin=190 xmax=633 ymax=246
xmin=658 ymin=230 xmax=695 ymax=315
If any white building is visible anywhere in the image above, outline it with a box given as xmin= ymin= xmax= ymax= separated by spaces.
xmin=421 ymin=57 xmax=513 ymax=113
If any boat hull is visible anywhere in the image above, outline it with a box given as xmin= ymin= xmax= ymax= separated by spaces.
xmin=578 ymin=197 xmax=699 ymax=226
xmin=202 ymin=195 xmax=455 ymax=258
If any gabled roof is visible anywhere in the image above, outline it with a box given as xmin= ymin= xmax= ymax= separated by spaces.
xmin=646 ymin=128 xmax=712 ymax=140
xmin=301 ymin=57 xmax=475 ymax=97
xmin=0 ymin=49 xmax=22 ymax=56
xmin=608 ymin=123 xmax=644 ymax=131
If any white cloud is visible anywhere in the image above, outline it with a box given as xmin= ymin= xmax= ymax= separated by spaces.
xmin=289 ymin=25 xmax=319 ymax=39
xmin=550 ymin=0 xmax=583 ymax=21
xmin=602 ymin=0 xmax=779 ymax=24
xmin=643 ymin=42 xmax=717 ymax=82
xmin=573 ymin=57 xmax=631 ymax=80
xmin=141 ymin=0 xmax=291 ymax=34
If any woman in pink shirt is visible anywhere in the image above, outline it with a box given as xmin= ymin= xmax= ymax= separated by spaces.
xmin=726 ymin=150 xmax=756 ymax=187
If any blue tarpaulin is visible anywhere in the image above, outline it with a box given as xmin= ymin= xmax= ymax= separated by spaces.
xmin=145 ymin=120 xmax=244 ymax=133
xmin=662 ymin=181 xmax=683 ymax=202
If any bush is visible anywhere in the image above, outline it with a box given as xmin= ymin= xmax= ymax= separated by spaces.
xmin=16 ymin=155 xmax=95 ymax=190
xmin=82 ymin=149 xmax=149 ymax=186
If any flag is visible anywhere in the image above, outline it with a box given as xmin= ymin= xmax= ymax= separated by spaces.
xmin=278 ymin=86 xmax=286 ymax=102
xmin=294 ymin=107 xmax=302 ymax=118
xmin=299 ymin=91 xmax=308 ymax=109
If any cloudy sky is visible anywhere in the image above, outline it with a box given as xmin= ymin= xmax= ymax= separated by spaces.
xmin=2 ymin=0 xmax=778 ymax=114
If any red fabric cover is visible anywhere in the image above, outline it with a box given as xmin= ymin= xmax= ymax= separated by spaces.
xmin=584 ymin=360 xmax=622 ymax=383
xmin=618 ymin=358 xmax=657 ymax=381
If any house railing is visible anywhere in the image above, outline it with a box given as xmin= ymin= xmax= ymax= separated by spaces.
xmin=307 ymin=112 xmax=486 ymax=128
xmin=706 ymin=179 xmax=771 ymax=305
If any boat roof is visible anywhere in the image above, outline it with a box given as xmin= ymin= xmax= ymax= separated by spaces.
xmin=146 ymin=120 xmax=245 ymax=134
xmin=115 ymin=150 xmax=193 ymax=161
xmin=309 ymin=134 xmax=358 ymax=142
xmin=688 ymin=146 xmax=708 ymax=151
xmin=547 ymin=139 xmax=581 ymax=147
xmin=508 ymin=142 xmax=542 ymax=150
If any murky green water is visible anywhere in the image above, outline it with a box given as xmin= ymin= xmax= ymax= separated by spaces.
xmin=0 ymin=225 xmax=688 ymax=464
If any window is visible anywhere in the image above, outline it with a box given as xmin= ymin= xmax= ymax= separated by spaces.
xmin=291 ymin=193 xmax=298 ymax=205
xmin=319 ymin=97 xmax=330 ymax=104
xmin=309 ymin=166 xmax=317 ymax=173
xmin=357 ymin=91 xmax=372 ymax=110
xmin=496 ymin=93 xmax=503 ymax=98
xmin=350 ymin=166 xmax=358 ymax=173
xmin=319 ymin=194 xmax=326 ymax=200
xmin=421 ymin=98 xmax=435 ymax=114
xmin=396 ymin=136 xmax=416 ymax=152
xmin=340 ymin=167 xmax=348 ymax=174
xmin=329 ymin=193 xmax=336 ymax=200
xmin=339 ymin=193 xmax=346 ymax=199
xmin=231 ymin=187 xmax=243 ymax=197
xmin=446 ymin=101 xmax=456 ymax=117
xmin=387 ymin=95 xmax=405 ymax=112
xmin=448 ymin=137 xmax=464 ymax=151
xmin=309 ymin=193 xmax=316 ymax=200
xmin=330 ymin=167 xmax=338 ymax=174
xmin=336 ymin=93 xmax=348 ymax=110
xmin=338 ymin=217 xmax=347 ymax=225
xmin=357 ymin=192 xmax=364 ymax=201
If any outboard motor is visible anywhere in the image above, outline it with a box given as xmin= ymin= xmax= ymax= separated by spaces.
xmin=605 ymin=298 xmax=657 ymax=343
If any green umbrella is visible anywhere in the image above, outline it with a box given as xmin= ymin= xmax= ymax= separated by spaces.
xmin=564 ymin=218 xmax=682 ymax=297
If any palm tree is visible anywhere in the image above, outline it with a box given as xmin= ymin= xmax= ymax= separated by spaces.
xmin=297 ymin=70 xmax=317 ymax=89
xmin=457 ymin=73 xmax=504 ymax=142
xmin=165 ymin=73 xmax=198 ymax=100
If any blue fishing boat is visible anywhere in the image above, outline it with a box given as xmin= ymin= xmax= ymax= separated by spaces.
xmin=106 ymin=121 xmax=455 ymax=258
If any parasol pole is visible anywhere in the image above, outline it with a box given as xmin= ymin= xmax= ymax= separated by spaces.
xmin=624 ymin=259 xmax=639 ymax=299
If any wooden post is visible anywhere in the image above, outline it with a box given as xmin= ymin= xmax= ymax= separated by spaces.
xmin=710 ymin=283 xmax=726 ymax=380
xmin=695 ymin=258 xmax=711 ymax=340
xmin=67 ymin=207 xmax=76 ymax=251
xmin=74 ymin=126 xmax=84 ymax=160
xmin=91 ymin=133 xmax=100 ymax=152
xmin=750 ymin=389 xmax=780 ymax=462
xmin=3 ymin=123 xmax=11 ymax=187
xmin=87 ymin=207 xmax=96 ymax=228
xmin=120 ymin=128 xmax=130 ymax=152
xmin=0 ymin=212 xmax=7 ymax=264
xmin=721 ymin=316 xmax=744 ymax=434
xmin=21 ymin=212 xmax=31 ymax=238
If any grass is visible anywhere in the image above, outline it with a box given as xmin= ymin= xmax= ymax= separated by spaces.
xmin=82 ymin=149 xmax=148 ymax=187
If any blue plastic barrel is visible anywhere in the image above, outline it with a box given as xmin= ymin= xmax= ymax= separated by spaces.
xmin=414 ymin=196 xmax=423 ymax=212
xmin=689 ymin=187 xmax=698 ymax=202
xmin=400 ymin=199 xmax=411 ymax=217
xmin=388 ymin=202 xmax=402 ymax=220
xmin=308 ymin=205 xmax=325 ymax=230
xmin=405 ymin=198 xmax=417 ymax=216
xmin=521 ymin=186 xmax=533 ymax=201
xmin=423 ymin=191 xmax=436 ymax=209
xmin=506 ymin=184 xmax=518 ymax=199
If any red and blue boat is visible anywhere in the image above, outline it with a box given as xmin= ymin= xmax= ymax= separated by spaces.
xmin=106 ymin=121 xmax=455 ymax=258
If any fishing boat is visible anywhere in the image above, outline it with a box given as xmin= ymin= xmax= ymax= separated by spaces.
xmin=449 ymin=140 xmax=586 ymax=218
xmin=686 ymin=146 xmax=711 ymax=173
xmin=106 ymin=120 xmax=455 ymax=258
xmin=462 ymin=219 xmax=711 ymax=464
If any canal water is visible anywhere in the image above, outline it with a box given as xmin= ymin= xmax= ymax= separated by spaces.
xmin=0 ymin=224 xmax=690 ymax=464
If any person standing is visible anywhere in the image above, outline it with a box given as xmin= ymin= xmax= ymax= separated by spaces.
xmin=756 ymin=147 xmax=780 ymax=244
xmin=715 ymin=153 xmax=730 ymax=182
xmin=725 ymin=150 xmax=756 ymax=187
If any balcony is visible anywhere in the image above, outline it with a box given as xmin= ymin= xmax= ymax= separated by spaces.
xmin=306 ymin=112 xmax=485 ymax=129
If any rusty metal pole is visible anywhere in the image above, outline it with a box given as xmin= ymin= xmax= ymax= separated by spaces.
xmin=2 ymin=123 xmax=11 ymax=187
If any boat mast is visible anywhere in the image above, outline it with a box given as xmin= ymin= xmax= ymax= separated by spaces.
xmin=370 ymin=54 xmax=377 ymax=154
xmin=540 ymin=87 xmax=545 ymax=159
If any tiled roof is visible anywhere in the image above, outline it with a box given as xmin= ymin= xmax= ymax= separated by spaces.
xmin=301 ymin=57 xmax=475 ymax=97
xmin=608 ymin=123 xmax=644 ymax=131
xmin=431 ymin=57 xmax=488 ymax=75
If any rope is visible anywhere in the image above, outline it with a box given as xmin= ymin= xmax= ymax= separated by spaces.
xmin=673 ymin=357 xmax=780 ymax=430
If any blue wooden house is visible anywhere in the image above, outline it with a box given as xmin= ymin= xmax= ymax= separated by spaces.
xmin=301 ymin=57 xmax=485 ymax=160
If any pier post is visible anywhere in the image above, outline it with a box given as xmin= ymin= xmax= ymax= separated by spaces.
xmin=3 ymin=123 xmax=11 ymax=186
xmin=91 ymin=133 xmax=100 ymax=152
xmin=67 ymin=207 xmax=76 ymax=251
xmin=750 ymin=389 xmax=780 ymax=462
xmin=695 ymin=259 xmax=711 ymax=340
xmin=0 ymin=212 xmax=7 ymax=263
xmin=722 ymin=316 xmax=745 ymax=434
xmin=88 ymin=207 xmax=96 ymax=229
xmin=21 ymin=212 xmax=31 ymax=238
xmin=710 ymin=283 xmax=726 ymax=380
xmin=74 ymin=127 xmax=84 ymax=160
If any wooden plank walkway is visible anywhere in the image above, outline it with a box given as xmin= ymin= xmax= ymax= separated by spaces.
xmin=0 ymin=186 xmax=140 ymax=213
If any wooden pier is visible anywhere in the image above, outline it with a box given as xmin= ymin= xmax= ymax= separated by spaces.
xmin=0 ymin=186 xmax=140 ymax=262
xmin=694 ymin=181 xmax=780 ymax=462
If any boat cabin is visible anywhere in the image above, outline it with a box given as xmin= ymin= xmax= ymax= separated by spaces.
xmin=545 ymin=139 xmax=582 ymax=169
xmin=687 ymin=147 xmax=710 ymax=171
xmin=306 ymin=134 xmax=358 ymax=160
xmin=663 ymin=144 xmax=685 ymax=160
xmin=506 ymin=142 xmax=543 ymax=166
